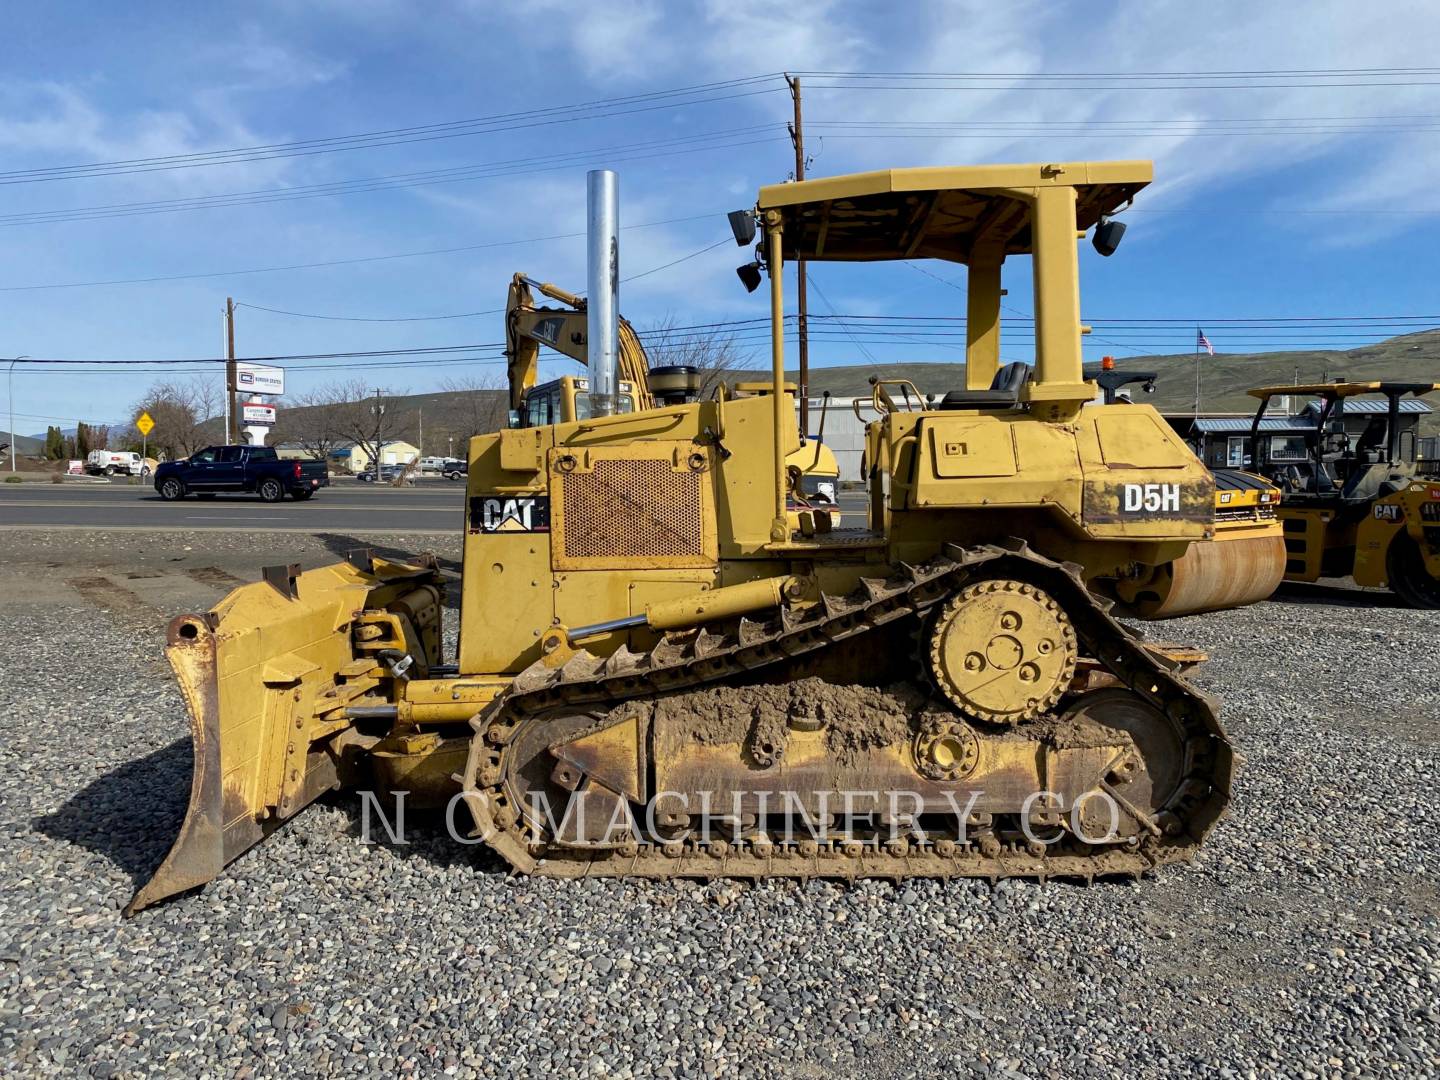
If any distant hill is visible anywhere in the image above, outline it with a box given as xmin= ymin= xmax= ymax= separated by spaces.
xmin=0 ymin=430 xmax=44 ymax=456
xmin=791 ymin=329 xmax=1440 ymax=433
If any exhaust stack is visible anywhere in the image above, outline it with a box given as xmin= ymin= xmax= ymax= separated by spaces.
xmin=586 ymin=169 xmax=620 ymax=417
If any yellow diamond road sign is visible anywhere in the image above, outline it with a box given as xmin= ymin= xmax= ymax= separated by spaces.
xmin=135 ymin=411 xmax=155 ymax=437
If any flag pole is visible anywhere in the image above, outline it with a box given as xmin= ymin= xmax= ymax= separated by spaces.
xmin=1194 ymin=327 xmax=1201 ymax=418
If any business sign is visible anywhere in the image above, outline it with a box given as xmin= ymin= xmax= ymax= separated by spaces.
xmin=233 ymin=362 xmax=285 ymax=396
xmin=242 ymin=402 xmax=277 ymax=426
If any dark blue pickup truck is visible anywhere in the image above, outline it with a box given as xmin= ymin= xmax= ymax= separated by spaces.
xmin=154 ymin=445 xmax=329 ymax=502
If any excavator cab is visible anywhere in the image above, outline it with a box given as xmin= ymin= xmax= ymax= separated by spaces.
xmin=515 ymin=376 xmax=639 ymax=427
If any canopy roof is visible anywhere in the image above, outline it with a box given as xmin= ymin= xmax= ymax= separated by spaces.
xmin=756 ymin=161 xmax=1152 ymax=264
xmin=1249 ymin=381 xmax=1440 ymax=399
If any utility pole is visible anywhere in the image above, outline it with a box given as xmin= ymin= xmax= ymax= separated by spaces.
xmin=225 ymin=297 xmax=238 ymax=443
xmin=370 ymin=388 xmax=385 ymax=471
xmin=417 ymin=408 xmax=423 ymax=456
xmin=787 ymin=73 xmax=810 ymax=433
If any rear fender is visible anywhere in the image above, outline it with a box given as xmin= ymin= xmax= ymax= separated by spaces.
xmin=125 ymin=555 xmax=443 ymax=915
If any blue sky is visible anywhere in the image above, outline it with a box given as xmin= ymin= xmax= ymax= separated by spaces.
xmin=4 ymin=0 xmax=1440 ymax=431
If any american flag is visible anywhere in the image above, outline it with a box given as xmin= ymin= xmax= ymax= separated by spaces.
xmin=1196 ymin=328 xmax=1214 ymax=356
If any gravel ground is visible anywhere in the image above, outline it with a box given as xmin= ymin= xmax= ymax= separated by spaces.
xmin=1 ymin=531 xmax=1437 ymax=1078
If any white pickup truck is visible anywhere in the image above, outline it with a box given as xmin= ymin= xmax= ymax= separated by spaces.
xmin=85 ymin=450 xmax=150 ymax=477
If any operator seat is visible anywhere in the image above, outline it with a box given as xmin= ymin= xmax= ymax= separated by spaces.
xmin=938 ymin=361 xmax=1032 ymax=409
xmin=1354 ymin=418 xmax=1387 ymax=465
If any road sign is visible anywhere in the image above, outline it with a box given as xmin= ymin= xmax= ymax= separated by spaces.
xmin=233 ymin=362 xmax=285 ymax=396
xmin=135 ymin=411 xmax=155 ymax=436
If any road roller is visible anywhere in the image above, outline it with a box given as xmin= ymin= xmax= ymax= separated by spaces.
xmin=1086 ymin=362 xmax=1286 ymax=618
xmin=1245 ymin=381 xmax=1440 ymax=608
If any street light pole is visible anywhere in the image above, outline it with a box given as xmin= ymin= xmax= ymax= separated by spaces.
xmin=8 ymin=357 xmax=31 ymax=474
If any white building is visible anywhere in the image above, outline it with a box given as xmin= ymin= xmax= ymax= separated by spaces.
xmin=798 ymin=397 xmax=869 ymax=484
xmin=327 ymin=440 xmax=421 ymax=472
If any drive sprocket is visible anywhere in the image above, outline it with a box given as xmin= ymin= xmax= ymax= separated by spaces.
xmin=926 ymin=578 xmax=1077 ymax=725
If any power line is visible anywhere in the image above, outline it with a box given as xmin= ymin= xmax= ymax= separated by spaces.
xmin=13 ymin=310 xmax=1433 ymax=367
xmin=810 ymin=124 xmax=1440 ymax=139
xmin=619 ymin=238 xmax=733 ymax=283
xmin=10 ymin=355 xmax=510 ymax=377
xmin=0 ymin=128 xmax=784 ymax=228
xmin=10 ymin=345 xmax=505 ymax=366
xmin=0 ymin=212 xmax=724 ymax=292
xmin=237 ymin=301 xmax=505 ymax=323
xmin=8 ymin=68 xmax=1426 ymax=186
xmin=797 ymin=67 xmax=1440 ymax=78
xmin=795 ymin=67 xmax=1440 ymax=92
xmin=805 ymin=273 xmax=878 ymax=364
xmin=0 ymin=77 xmax=785 ymax=186
xmin=235 ymin=237 xmax=735 ymax=322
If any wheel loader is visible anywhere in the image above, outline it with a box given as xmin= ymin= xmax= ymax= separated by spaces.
xmin=1086 ymin=361 xmax=1286 ymax=617
xmin=128 ymin=161 xmax=1234 ymax=915
xmin=1245 ymin=381 xmax=1440 ymax=607
xmin=504 ymin=271 xmax=843 ymax=525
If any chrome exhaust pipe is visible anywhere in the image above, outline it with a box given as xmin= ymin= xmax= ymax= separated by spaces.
xmin=586 ymin=169 xmax=620 ymax=417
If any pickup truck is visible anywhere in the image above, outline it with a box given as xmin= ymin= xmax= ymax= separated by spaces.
xmin=153 ymin=446 xmax=329 ymax=502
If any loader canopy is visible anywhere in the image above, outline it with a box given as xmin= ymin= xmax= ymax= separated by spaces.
xmin=753 ymin=161 xmax=1153 ymax=405
xmin=757 ymin=161 xmax=1151 ymax=264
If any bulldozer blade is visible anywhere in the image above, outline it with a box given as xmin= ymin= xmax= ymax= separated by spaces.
xmin=125 ymin=559 xmax=442 ymax=916
xmin=123 ymin=617 xmax=227 ymax=916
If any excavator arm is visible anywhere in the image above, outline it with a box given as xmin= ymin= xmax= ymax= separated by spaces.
xmin=505 ymin=272 xmax=653 ymax=411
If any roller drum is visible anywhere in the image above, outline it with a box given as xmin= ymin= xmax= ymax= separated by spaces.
xmin=1121 ymin=534 xmax=1286 ymax=618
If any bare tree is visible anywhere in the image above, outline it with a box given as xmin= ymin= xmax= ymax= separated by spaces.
xmin=640 ymin=315 xmax=759 ymax=398
xmin=439 ymin=374 xmax=508 ymax=446
xmin=277 ymin=385 xmax=348 ymax=462
xmin=130 ymin=376 xmax=224 ymax=459
xmin=327 ymin=379 xmax=410 ymax=472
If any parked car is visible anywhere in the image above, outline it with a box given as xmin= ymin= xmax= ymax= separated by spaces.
xmin=441 ymin=458 xmax=468 ymax=480
xmin=85 ymin=450 xmax=152 ymax=477
xmin=154 ymin=446 xmax=329 ymax=502
xmin=356 ymin=464 xmax=407 ymax=483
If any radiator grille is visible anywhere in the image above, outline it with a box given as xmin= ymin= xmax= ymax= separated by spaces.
xmin=561 ymin=459 xmax=705 ymax=561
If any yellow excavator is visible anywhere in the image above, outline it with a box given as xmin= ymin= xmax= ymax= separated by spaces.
xmin=129 ymin=161 xmax=1234 ymax=914
xmin=506 ymin=274 xmax=842 ymax=522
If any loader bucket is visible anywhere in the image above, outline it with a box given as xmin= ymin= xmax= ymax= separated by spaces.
xmin=124 ymin=555 xmax=443 ymax=915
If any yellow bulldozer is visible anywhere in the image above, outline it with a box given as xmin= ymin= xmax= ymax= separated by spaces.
xmin=1244 ymin=381 xmax=1440 ymax=607
xmin=129 ymin=161 xmax=1235 ymax=914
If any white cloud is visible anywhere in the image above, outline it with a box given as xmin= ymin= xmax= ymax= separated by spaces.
xmin=0 ymin=81 xmax=302 ymax=198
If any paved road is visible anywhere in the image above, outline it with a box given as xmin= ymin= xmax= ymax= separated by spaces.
xmin=0 ymin=479 xmax=870 ymax=532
